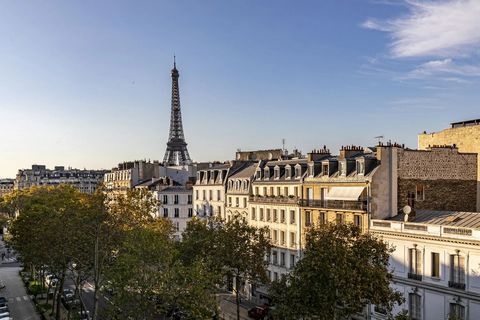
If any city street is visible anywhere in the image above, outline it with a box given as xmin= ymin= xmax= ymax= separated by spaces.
xmin=0 ymin=263 xmax=40 ymax=320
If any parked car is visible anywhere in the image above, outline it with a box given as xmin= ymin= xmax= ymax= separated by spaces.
xmin=248 ymin=305 xmax=269 ymax=320
xmin=0 ymin=312 xmax=9 ymax=319
xmin=78 ymin=310 xmax=90 ymax=320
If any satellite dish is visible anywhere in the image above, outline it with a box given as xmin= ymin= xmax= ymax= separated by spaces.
xmin=403 ymin=205 xmax=412 ymax=215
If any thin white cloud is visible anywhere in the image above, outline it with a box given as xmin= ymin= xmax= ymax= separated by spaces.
xmin=363 ymin=0 xmax=480 ymax=58
xmin=406 ymin=58 xmax=480 ymax=78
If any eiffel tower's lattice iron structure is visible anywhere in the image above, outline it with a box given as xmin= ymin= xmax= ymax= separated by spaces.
xmin=163 ymin=58 xmax=192 ymax=166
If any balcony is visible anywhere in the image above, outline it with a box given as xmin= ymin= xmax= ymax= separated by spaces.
xmin=407 ymin=273 xmax=422 ymax=281
xmin=299 ymin=199 xmax=367 ymax=211
xmin=448 ymin=281 xmax=466 ymax=290
xmin=250 ymin=195 xmax=299 ymax=204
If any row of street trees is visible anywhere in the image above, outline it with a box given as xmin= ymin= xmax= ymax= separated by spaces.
xmin=0 ymin=185 xmax=406 ymax=320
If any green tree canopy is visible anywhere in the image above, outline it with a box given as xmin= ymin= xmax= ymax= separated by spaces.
xmin=270 ymin=223 xmax=403 ymax=320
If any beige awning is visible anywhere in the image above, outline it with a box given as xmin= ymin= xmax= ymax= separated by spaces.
xmin=325 ymin=186 xmax=365 ymax=201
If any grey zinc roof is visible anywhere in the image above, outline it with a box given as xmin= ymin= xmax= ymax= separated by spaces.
xmin=265 ymin=159 xmax=308 ymax=166
xmin=229 ymin=163 xmax=257 ymax=179
xmin=391 ymin=210 xmax=480 ymax=229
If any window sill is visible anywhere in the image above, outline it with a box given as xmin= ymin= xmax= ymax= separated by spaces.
xmin=430 ymin=276 xmax=441 ymax=281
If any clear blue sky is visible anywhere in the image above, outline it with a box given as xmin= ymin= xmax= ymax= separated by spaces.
xmin=1 ymin=0 xmax=479 ymax=178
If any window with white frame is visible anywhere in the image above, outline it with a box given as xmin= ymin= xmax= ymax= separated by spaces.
xmin=174 ymin=208 xmax=179 ymax=218
xmin=274 ymin=168 xmax=280 ymax=179
xmin=357 ymin=160 xmax=365 ymax=175
xmin=431 ymin=252 xmax=440 ymax=278
xmin=305 ymin=211 xmax=311 ymax=227
xmin=416 ymin=184 xmax=425 ymax=201
xmin=163 ymin=195 xmax=168 ymax=204
xmin=339 ymin=161 xmax=346 ymax=175
xmin=280 ymin=252 xmax=285 ymax=266
xmin=322 ymin=163 xmax=329 ymax=176
xmin=290 ymin=254 xmax=296 ymax=268
xmin=251 ymin=208 xmax=256 ymax=220
xmin=449 ymin=303 xmax=465 ymax=320
xmin=354 ymin=215 xmax=362 ymax=228
xmin=174 ymin=194 xmax=179 ymax=204
xmin=450 ymin=253 xmax=466 ymax=287
xmin=290 ymin=210 xmax=295 ymax=224
xmin=409 ymin=247 xmax=423 ymax=277
xmin=409 ymin=293 xmax=421 ymax=320
xmin=272 ymin=250 xmax=278 ymax=265
xmin=188 ymin=208 xmax=193 ymax=217
xmin=163 ymin=208 xmax=168 ymax=218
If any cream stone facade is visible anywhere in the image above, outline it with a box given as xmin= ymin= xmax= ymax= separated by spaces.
xmin=193 ymin=162 xmax=248 ymax=218
xmin=0 ymin=179 xmax=14 ymax=197
xmin=225 ymin=163 xmax=258 ymax=221
xmin=135 ymin=176 xmax=194 ymax=240
xmin=418 ymin=120 xmax=480 ymax=211
xmin=15 ymin=165 xmax=106 ymax=193
xmin=301 ymin=146 xmax=377 ymax=241
xmin=249 ymin=159 xmax=307 ymax=282
xmin=371 ymin=210 xmax=480 ymax=320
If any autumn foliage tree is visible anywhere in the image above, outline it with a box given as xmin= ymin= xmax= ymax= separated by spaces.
xmin=269 ymin=223 xmax=404 ymax=320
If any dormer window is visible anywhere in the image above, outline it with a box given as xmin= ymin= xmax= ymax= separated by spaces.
xmin=274 ymin=167 xmax=280 ymax=179
xmin=264 ymin=167 xmax=270 ymax=179
xmin=308 ymin=164 xmax=314 ymax=177
xmin=255 ymin=170 xmax=261 ymax=179
xmin=285 ymin=166 xmax=291 ymax=179
xmin=357 ymin=161 xmax=365 ymax=175
xmin=295 ymin=167 xmax=301 ymax=178
xmin=339 ymin=162 xmax=346 ymax=176
xmin=322 ymin=163 xmax=329 ymax=176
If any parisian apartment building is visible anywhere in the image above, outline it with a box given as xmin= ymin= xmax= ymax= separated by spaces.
xmin=0 ymin=178 xmax=14 ymax=197
xmin=14 ymin=164 xmax=107 ymax=193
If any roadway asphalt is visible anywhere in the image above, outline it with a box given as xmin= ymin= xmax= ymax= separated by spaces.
xmin=0 ymin=263 xmax=40 ymax=320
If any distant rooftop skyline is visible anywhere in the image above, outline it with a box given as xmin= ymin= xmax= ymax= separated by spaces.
xmin=1 ymin=1 xmax=479 ymax=178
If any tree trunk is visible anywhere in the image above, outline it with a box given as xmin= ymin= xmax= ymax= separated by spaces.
xmin=235 ymin=276 xmax=240 ymax=320
xmin=92 ymin=234 xmax=100 ymax=320
xmin=55 ymin=270 xmax=66 ymax=320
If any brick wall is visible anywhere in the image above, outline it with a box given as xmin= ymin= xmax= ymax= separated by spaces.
xmin=397 ymin=148 xmax=477 ymax=212
xmin=418 ymin=125 xmax=480 ymax=211
xmin=397 ymin=148 xmax=477 ymax=180
xmin=398 ymin=178 xmax=477 ymax=212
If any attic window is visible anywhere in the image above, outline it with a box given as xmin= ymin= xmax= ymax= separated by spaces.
xmin=357 ymin=161 xmax=365 ymax=175
xmin=295 ymin=167 xmax=301 ymax=178
xmin=322 ymin=164 xmax=329 ymax=176
xmin=264 ymin=167 xmax=270 ymax=179
xmin=255 ymin=170 xmax=261 ymax=179
xmin=285 ymin=166 xmax=291 ymax=178
xmin=308 ymin=165 xmax=314 ymax=177
xmin=274 ymin=168 xmax=280 ymax=179
xmin=339 ymin=162 xmax=346 ymax=175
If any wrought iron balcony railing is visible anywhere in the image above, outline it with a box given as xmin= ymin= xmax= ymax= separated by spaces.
xmin=249 ymin=195 xmax=299 ymax=204
xmin=448 ymin=281 xmax=466 ymax=290
xmin=299 ymin=199 xmax=367 ymax=211
xmin=407 ymin=272 xmax=422 ymax=281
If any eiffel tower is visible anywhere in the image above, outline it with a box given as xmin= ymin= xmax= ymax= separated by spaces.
xmin=163 ymin=58 xmax=192 ymax=166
